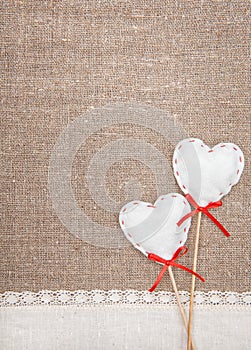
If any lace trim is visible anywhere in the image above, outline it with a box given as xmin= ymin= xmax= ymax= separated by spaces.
xmin=0 ymin=290 xmax=250 ymax=307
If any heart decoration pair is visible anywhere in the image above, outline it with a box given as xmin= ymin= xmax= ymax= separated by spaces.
xmin=119 ymin=138 xmax=244 ymax=350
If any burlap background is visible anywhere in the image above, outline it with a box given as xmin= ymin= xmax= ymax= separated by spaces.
xmin=1 ymin=0 xmax=250 ymax=293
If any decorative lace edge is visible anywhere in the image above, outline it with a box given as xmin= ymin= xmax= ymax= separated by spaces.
xmin=0 ymin=290 xmax=250 ymax=307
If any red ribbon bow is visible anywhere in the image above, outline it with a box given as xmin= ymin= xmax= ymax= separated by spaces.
xmin=148 ymin=246 xmax=205 ymax=292
xmin=177 ymin=194 xmax=230 ymax=237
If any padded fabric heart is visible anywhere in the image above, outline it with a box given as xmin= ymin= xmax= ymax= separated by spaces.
xmin=119 ymin=193 xmax=191 ymax=261
xmin=173 ymin=138 xmax=244 ymax=207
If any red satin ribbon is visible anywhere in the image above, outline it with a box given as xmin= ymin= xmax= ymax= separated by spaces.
xmin=177 ymin=194 xmax=230 ymax=237
xmin=148 ymin=246 xmax=205 ymax=292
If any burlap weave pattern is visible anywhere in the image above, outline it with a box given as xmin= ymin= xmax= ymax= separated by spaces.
xmin=1 ymin=1 xmax=250 ymax=293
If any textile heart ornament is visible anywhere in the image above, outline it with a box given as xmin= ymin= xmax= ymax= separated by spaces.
xmin=119 ymin=193 xmax=191 ymax=261
xmin=173 ymin=138 xmax=244 ymax=236
xmin=119 ymin=193 xmax=205 ymax=292
xmin=173 ymin=138 xmax=244 ymax=207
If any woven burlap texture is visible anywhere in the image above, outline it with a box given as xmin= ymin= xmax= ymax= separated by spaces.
xmin=1 ymin=1 xmax=250 ymax=292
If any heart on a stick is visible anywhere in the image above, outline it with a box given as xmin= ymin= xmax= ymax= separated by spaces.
xmin=119 ymin=193 xmax=191 ymax=261
xmin=173 ymin=138 xmax=244 ymax=207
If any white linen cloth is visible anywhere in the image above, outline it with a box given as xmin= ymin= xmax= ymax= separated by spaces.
xmin=0 ymin=290 xmax=250 ymax=350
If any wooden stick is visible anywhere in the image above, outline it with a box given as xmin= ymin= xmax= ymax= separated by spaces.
xmin=168 ymin=266 xmax=195 ymax=350
xmin=187 ymin=211 xmax=202 ymax=350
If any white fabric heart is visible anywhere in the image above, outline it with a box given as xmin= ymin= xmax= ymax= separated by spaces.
xmin=173 ymin=138 xmax=244 ymax=207
xmin=119 ymin=193 xmax=191 ymax=261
